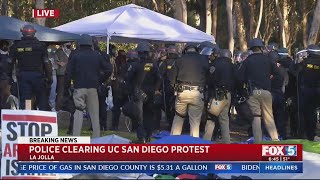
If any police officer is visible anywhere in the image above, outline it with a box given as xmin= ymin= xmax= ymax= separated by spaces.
xmin=203 ymin=49 xmax=234 ymax=143
xmin=10 ymin=25 xmax=52 ymax=110
xmin=64 ymin=34 xmax=112 ymax=138
xmin=165 ymin=45 xmax=179 ymax=127
xmin=269 ymin=50 xmax=287 ymax=139
xmin=122 ymin=49 xmax=147 ymax=143
xmin=296 ymin=44 xmax=320 ymax=141
xmin=266 ymin=42 xmax=279 ymax=52
xmin=110 ymin=50 xmax=128 ymax=131
xmin=233 ymin=51 xmax=242 ymax=65
xmin=136 ymin=42 xmax=161 ymax=142
xmin=154 ymin=47 xmax=167 ymax=131
xmin=170 ymin=43 xmax=209 ymax=137
xmin=98 ymin=46 xmax=112 ymax=131
xmin=238 ymin=38 xmax=279 ymax=143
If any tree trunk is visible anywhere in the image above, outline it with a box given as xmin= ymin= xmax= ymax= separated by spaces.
xmin=1 ymin=0 xmax=8 ymax=16
xmin=226 ymin=0 xmax=234 ymax=54
xmin=196 ymin=0 xmax=206 ymax=32
xmin=254 ymin=0 xmax=263 ymax=38
xmin=132 ymin=0 xmax=136 ymax=4
xmin=12 ymin=0 xmax=19 ymax=18
xmin=205 ymin=0 xmax=212 ymax=34
xmin=174 ymin=0 xmax=187 ymax=24
xmin=308 ymin=0 xmax=320 ymax=45
xmin=248 ymin=0 xmax=255 ymax=39
xmin=275 ymin=0 xmax=287 ymax=48
xmin=234 ymin=0 xmax=247 ymax=51
xmin=301 ymin=0 xmax=308 ymax=48
xmin=212 ymin=0 xmax=218 ymax=37
xmin=157 ymin=0 xmax=165 ymax=14
xmin=283 ymin=0 xmax=289 ymax=46
xmin=35 ymin=0 xmax=46 ymax=26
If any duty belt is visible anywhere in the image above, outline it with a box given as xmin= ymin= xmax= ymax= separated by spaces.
xmin=178 ymin=85 xmax=204 ymax=92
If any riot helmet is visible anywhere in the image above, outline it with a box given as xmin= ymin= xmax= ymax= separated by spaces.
xmin=20 ymin=24 xmax=36 ymax=37
xmin=136 ymin=41 xmax=151 ymax=60
xmin=233 ymin=51 xmax=242 ymax=63
xmin=78 ymin=34 xmax=93 ymax=46
xmin=127 ymin=50 xmax=139 ymax=60
xmin=249 ymin=38 xmax=264 ymax=52
xmin=268 ymin=50 xmax=280 ymax=64
xmin=167 ymin=45 xmax=178 ymax=59
xmin=183 ymin=42 xmax=199 ymax=53
xmin=278 ymin=48 xmax=289 ymax=57
xmin=219 ymin=49 xmax=232 ymax=58
xmin=198 ymin=41 xmax=215 ymax=51
xmin=267 ymin=42 xmax=279 ymax=52
xmin=295 ymin=49 xmax=308 ymax=64
xmin=155 ymin=47 xmax=167 ymax=60
xmin=307 ymin=44 xmax=320 ymax=56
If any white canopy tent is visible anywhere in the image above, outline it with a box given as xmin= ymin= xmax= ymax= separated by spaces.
xmin=54 ymin=4 xmax=214 ymax=52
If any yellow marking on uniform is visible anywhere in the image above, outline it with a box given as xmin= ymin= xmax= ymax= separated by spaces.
xmin=314 ymin=65 xmax=320 ymax=70
xmin=24 ymin=47 xmax=32 ymax=52
xmin=144 ymin=63 xmax=153 ymax=71
xmin=17 ymin=48 xmax=24 ymax=52
xmin=306 ymin=64 xmax=314 ymax=69
xmin=167 ymin=66 xmax=172 ymax=70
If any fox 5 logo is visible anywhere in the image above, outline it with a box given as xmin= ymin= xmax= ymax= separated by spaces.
xmin=215 ymin=164 xmax=232 ymax=170
xmin=262 ymin=145 xmax=297 ymax=156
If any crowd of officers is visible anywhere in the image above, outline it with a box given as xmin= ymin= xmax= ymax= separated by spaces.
xmin=0 ymin=24 xmax=320 ymax=144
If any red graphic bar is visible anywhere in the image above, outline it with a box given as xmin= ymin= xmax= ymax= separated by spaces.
xmin=2 ymin=115 xmax=56 ymax=123
xmin=18 ymin=144 xmax=303 ymax=162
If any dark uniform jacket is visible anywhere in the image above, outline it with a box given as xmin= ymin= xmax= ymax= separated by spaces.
xmin=208 ymin=57 xmax=235 ymax=91
xmin=238 ymin=53 xmax=277 ymax=91
xmin=170 ymin=52 xmax=209 ymax=87
xmin=299 ymin=54 xmax=320 ymax=87
xmin=10 ymin=37 xmax=48 ymax=74
xmin=141 ymin=58 xmax=161 ymax=95
xmin=65 ymin=46 xmax=112 ymax=89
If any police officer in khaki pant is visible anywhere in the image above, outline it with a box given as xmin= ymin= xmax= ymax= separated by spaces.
xmin=203 ymin=49 xmax=235 ymax=143
xmin=64 ymin=34 xmax=112 ymax=138
xmin=238 ymin=38 xmax=279 ymax=143
xmin=170 ymin=43 xmax=209 ymax=137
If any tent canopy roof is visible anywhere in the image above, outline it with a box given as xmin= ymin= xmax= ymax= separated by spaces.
xmin=0 ymin=16 xmax=80 ymax=42
xmin=54 ymin=4 xmax=214 ymax=43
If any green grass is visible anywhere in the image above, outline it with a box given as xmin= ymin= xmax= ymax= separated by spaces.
xmin=58 ymin=129 xmax=138 ymax=141
xmin=264 ymin=139 xmax=320 ymax=154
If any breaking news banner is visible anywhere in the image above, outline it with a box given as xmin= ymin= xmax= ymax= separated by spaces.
xmin=1 ymin=110 xmax=58 ymax=179
xmin=17 ymin=144 xmax=303 ymax=162
xmin=17 ymin=162 xmax=303 ymax=174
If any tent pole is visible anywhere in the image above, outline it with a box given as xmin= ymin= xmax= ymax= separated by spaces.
xmin=107 ymin=35 xmax=110 ymax=54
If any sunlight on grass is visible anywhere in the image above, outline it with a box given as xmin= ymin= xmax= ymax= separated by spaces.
xmin=264 ymin=139 xmax=320 ymax=154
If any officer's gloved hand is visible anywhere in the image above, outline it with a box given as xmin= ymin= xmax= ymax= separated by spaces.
xmin=154 ymin=90 xmax=161 ymax=95
xmin=46 ymin=76 xmax=53 ymax=87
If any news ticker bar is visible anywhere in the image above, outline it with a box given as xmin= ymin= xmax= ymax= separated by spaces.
xmin=18 ymin=162 xmax=303 ymax=174
xmin=17 ymin=144 xmax=303 ymax=161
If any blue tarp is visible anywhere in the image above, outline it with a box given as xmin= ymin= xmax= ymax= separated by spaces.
xmin=150 ymin=135 xmax=213 ymax=144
